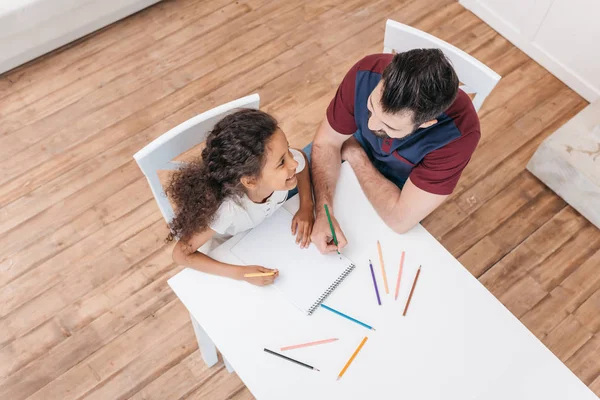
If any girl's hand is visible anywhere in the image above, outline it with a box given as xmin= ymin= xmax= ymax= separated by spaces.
xmin=240 ymin=265 xmax=279 ymax=286
xmin=291 ymin=206 xmax=315 ymax=249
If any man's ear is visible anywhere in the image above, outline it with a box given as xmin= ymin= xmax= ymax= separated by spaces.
xmin=240 ymin=175 xmax=257 ymax=190
xmin=419 ymin=119 xmax=438 ymax=129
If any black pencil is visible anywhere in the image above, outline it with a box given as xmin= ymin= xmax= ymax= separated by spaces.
xmin=263 ymin=348 xmax=320 ymax=371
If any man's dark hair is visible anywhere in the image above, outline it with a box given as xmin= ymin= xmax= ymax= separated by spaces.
xmin=381 ymin=49 xmax=459 ymax=127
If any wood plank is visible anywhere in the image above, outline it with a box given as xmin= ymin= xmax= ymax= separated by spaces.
xmin=543 ymin=314 xmax=593 ymax=362
xmin=128 ymin=352 xmax=225 ymax=400
xmin=529 ymin=223 xmax=600 ymax=291
xmin=0 ymin=200 xmax=161 ymax=322
xmin=436 ymin=172 xmax=546 ymax=257
xmin=590 ymin=373 xmax=600 ymax=396
xmin=458 ymin=186 xmax=566 ymax=277
xmin=0 ymin=244 xmax=175 ymax=378
xmin=499 ymin=275 xmax=548 ymax=318
xmin=566 ymin=334 xmax=600 ymax=386
xmin=478 ymin=206 xmax=588 ymax=297
xmin=0 ymin=270 xmax=181 ymax=400
xmin=27 ymin=300 xmax=191 ymax=400
xmin=0 ymin=215 xmax=166 ymax=353
xmin=0 ymin=177 xmax=152 ymax=287
xmin=520 ymin=247 xmax=600 ymax=338
xmin=185 ymin=368 xmax=247 ymax=400
xmin=574 ymin=288 xmax=600 ymax=334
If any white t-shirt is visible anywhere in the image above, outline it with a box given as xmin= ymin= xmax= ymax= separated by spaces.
xmin=206 ymin=149 xmax=305 ymax=246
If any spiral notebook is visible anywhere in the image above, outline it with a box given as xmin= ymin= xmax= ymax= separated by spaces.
xmin=230 ymin=207 xmax=355 ymax=315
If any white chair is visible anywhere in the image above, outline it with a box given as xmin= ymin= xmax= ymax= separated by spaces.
xmin=383 ymin=19 xmax=501 ymax=112
xmin=133 ymin=93 xmax=261 ymax=373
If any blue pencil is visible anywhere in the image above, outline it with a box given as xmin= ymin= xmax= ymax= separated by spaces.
xmin=320 ymin=304 xmax=376 ymax=331
xmin=369 ymin=259 xmax=382 ymax=305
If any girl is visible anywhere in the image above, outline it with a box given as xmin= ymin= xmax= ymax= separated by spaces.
xmin=167 ymin=109 xmax=314 ymax=286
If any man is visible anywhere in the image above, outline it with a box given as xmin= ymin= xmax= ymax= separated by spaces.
xmin=310 ymin=49 xmax=480 ymax=253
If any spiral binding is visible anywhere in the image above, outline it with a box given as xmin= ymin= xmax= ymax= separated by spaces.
xmin=307 ymin=263 xmax=356 ymax=315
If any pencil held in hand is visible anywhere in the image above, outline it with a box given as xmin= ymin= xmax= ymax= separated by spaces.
xmin=324 ymin=204 xmax=341 ymax=255
xmin=243 ymin=272 xmax=276 ymax=277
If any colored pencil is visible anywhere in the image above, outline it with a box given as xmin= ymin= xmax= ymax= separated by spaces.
xmin=324 ymin=204 xmax=341 ymax=255
xmin=264 ymin=348 xmax=320 ymax=371
xmin=280 ymin=338 xmax=339 ymax=351
xmin=377 ymin=240 xmax=389 ymax=294
xmin=243 ymin=272 xmax=276 ymax=278
xmin=394 ymin=251 xmax=405 ymax=301
xmin=403 ymin=265 xmax=421 ymax=316
xmin=337 ymin=336 xmax=368 ymax=380
xmin=320 ymin=304 xmax=376 ymax=331
xmin=368 ymin=259 xmax=382 ymax=305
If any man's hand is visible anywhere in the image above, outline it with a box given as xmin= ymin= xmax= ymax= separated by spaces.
xmin=341 ymin=136 xmax=365 ymax=163
xmin=311 ymin=210 xmax=348 ymax=254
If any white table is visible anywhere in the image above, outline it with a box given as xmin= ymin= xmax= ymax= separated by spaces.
xmin=169 ymin=163 xmax=598 ymax=400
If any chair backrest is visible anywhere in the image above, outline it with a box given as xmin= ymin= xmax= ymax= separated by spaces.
xmin=133 ymin=94 xmax=260 ymax=224
xmin=383 ymin=19 xmax=500 ymax=112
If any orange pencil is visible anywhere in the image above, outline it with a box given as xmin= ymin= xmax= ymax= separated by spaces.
xmin=337 ymin=336 xmax=368 ymax=380
xmin=394 ymin=251 xmax=405 ymax=301
xmin=403 ymin=265 xmax=421 ymax=316
xmin=377 ymin=241 xmax=389 ymax=294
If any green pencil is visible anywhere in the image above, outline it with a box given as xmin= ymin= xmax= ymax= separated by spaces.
xmin=324 ymin=204 xmax=341 ymax=255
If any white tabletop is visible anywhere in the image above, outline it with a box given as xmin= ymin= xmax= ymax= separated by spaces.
xmin=169 ymin=163 xmax=598 ymax=400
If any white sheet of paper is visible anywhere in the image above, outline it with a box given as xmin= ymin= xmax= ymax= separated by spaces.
xmin=230 ymin=207 xmax=354 ymax=314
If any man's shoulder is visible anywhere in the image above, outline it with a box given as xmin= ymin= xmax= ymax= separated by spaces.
xmin=354 ymin=53 xmax=394 ymax=75
xmin=444 ymin=89 xmax=480 ymax=138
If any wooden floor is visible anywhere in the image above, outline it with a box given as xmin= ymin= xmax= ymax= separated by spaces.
xmin=0 ymin=0 xmax=598 ymax=398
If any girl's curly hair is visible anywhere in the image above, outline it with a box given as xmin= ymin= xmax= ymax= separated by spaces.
xmin=165 ymin=108 xmax=278 ymax=242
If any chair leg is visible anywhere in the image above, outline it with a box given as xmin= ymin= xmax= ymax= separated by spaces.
xmin=190 ymin=312 xmax=218 ymax=367
xmin=224 ymin=357 xmax=235 ymax=373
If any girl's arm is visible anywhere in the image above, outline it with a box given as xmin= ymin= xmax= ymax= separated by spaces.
xmin=295 ymin=150 xmax=314 ymax=211
xmin=172 ymin=227 xmax=279 ymax=286
xmin=291 ymin=149 xmax=315 ymax=248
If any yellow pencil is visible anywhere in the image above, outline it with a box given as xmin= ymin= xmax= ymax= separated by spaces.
xmin=337 ymin=336 xmax=368 ymax=380
xmin=243 ymin=272 xmax=276 ymax=278
xmin=377 ymin=241 xmax=389 ymax=294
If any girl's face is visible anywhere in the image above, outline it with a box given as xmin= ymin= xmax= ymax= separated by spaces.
xmin=252 ymin=128 xmax=299 ymax=193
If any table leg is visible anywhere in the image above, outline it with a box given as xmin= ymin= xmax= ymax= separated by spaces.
xmin=224 ymin=357 xmax=235 ymax=373
xmin=190 ymin=312 xmax=218 ymax=367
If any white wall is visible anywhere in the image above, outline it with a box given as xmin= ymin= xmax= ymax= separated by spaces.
xmin=461 ymin=0 xmax=600 ymax=102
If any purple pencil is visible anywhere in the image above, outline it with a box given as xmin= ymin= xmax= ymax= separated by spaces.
xmin=369 ymin=259 xmax=382 ymax=305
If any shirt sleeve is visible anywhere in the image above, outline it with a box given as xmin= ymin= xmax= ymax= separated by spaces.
xmin=209 ymin=200 xmax=235 ymax=235
xmin=409 ymin=131 xmax=480 ymax=195
xmin=326 ymin=61 xmax=360 ymax=135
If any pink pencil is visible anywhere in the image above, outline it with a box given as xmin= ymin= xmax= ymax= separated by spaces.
xmin=280 ymin=338 xmax=339 ymax=351
xmin=395 ymin=251 xmax=405 ymax=301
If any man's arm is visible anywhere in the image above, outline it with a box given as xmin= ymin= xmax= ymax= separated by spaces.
xmin=342 ymin=138 xmax=447 ymax=233
xmin=310 ymin=117 xmax=351 ymax=253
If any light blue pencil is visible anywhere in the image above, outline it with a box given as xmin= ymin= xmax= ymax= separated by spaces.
xmin=320 ymin=304 xmax=376 ymax=331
